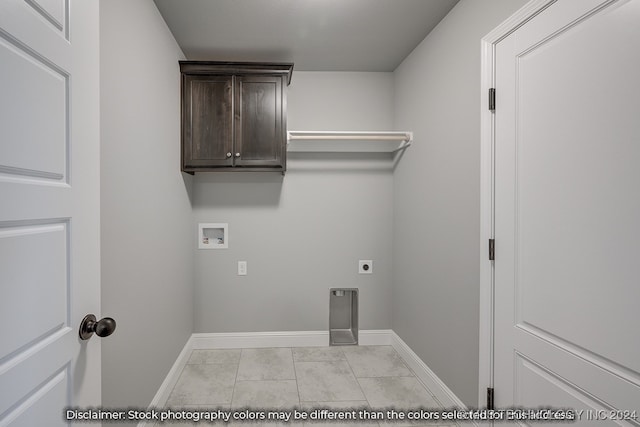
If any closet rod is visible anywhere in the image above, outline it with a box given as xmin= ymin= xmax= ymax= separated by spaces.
xmin=287 ymin=131 xmax=413 ymax=142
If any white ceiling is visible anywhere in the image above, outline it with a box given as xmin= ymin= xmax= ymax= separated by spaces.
xmin=153 ymin=0 xmax=459 ymax=71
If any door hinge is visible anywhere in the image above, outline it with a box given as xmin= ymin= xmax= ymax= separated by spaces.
xmin=487 ymin=387 xmax=495 ymax=410
xmin=489 ymin=238 xmax=495 ymax=261
xmin=488 ymin=88 xmax=496 ymax=111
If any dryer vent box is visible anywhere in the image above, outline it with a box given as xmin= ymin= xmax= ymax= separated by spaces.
xmin=329 ymin=288 xmax=358 ymax=346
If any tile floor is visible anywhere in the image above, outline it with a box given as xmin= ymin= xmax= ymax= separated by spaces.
xmin=156 ymin=346 xmax=457 ymax=427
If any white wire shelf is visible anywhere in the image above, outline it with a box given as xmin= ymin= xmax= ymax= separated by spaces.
xmin=287 ymin=131 xmax=413 ymax=153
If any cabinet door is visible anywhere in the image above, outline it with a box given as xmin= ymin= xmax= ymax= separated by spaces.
xmin=234 ymin=75 xmax=285 ymax=169
xmin=182 ymin=75 xmax=233 ymax=169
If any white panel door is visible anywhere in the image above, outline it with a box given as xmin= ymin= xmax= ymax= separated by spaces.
xmin=0 ymin=0 xmax=101 ymax=425
xmin=494 ymin=0 xmax=640 ymax=423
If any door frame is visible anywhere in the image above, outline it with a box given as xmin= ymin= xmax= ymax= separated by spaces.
xmin=478 ymin=0 xmax=558 ymax=409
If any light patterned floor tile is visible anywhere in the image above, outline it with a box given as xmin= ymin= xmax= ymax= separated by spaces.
xmin=227 ymin=381 xmax=303 ymax=426
xmin=231 ymin=379 xmax=300 ymax=409
xmin=299 ymin=401 xmax=378 ymax=426
xmin=160 ymin=346 xmax=455 ymax=427
xmin=342 ymin=345 xmax=413 ymax=377
xmin=154 ymin=406 xmax=231 ymax=426
xmin=187 ymin=348 xmax=241 ymax=364
xmin=237 ymin=348 xmax=295 ymax=381
xmin=358 ymin=376 xmax=440 ymax=408
xmin=166 ymin=364 xmax=237 ymax=406
xmin=292 ymin=346 xmax=346 ymax=362
xmin=358 ymin=377 xmax=441 ymax=427
xmin=295 ymin=361 xmax=365 ymax=402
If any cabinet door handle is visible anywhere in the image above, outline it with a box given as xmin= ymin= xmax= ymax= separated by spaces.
xmin=235 ymin=153 xmax=240 ymax=157
xmin=226 ymin=152 xmax=232 ymax=158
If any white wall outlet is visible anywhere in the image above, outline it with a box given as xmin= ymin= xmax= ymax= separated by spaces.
xmin=238 ymin=261 xmax=247 ymax=276
xmin=359 ymin=260 xmax=373 ymax=274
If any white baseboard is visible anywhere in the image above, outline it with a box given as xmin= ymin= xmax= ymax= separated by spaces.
xmin=191 ymin=329 xmax=394 ymax=349
xmin=359 ymin=329 xmax=394 ymax=345
xmin=138 ymin=335 xmax=193 ymax=427
xmin=141 ymin=329 xmax=469 ymax=426
xmin=389 ymin=332 xmax=467 ymax=409
xmin=192 ymin=330 xmax=329 ymax=349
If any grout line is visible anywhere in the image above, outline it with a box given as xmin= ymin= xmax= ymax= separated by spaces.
xmin=290 ymin=347 xmax=303 ymax=407
xmin=344 ymin=348 xmax=370 ymax=408
xmin=230 ymin=349 xmax=243 ymax=408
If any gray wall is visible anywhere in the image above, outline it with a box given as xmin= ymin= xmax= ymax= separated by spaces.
xmin=193 ymin=72 xmax=395 ymax=333
xmin=391 ymin=0 xmax=527 ymax=407
xmin=100 ymin=0 xmax=194 ymax=413
xmin=98 ymin=0 xmax=527 ymax=410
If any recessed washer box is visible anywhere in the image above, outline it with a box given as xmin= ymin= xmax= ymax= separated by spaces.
xmin=198 ymin=223 xmax=228 ymax=249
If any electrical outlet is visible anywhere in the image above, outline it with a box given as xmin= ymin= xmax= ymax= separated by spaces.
xmin=238 ymin=261 xmax=247 ymax=276
xmin=359 ymin=260 xmax=373 ymax=274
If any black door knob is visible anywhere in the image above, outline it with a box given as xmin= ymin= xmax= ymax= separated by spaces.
xmin=79 ymin=314 xmax=117 ymax=340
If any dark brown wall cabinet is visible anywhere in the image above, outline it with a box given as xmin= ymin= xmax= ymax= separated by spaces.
xmin=180 ymin=61 xmax=293 ymax=173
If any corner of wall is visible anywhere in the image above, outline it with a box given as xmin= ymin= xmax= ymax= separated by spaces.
xmin=100 ymin=0 xmax=195 ymax=411
xmin=390 ymin=0 xmax=529 ymax=407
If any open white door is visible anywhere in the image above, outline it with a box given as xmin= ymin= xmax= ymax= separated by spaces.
xmin=489 ymin=0 xmax=640 ymax=423
xmin=0 ymin=0 xmax=101 ymax=425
